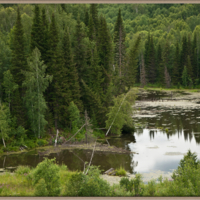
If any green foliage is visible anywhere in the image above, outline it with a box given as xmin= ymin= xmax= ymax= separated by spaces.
xmin=120 ymin=177 xmax=134 ymax=192
xmin=106 ymin=88 xmax=137 ymax=135
xmin=115 ymin=166 xmax=127 ymax=176
xmin=23 ymin=47 xmax=52 ymax=138
xmin=68 ymin=101 xmax=81 ymax=134
xmin=32 ymin=157 xmax=61 ymax=196
xmin=147 ymin=180 xmax=156 ymax=196
xmin=37 ymin=139 xmax=48 ymax=146
xmin=15 ymin=165 xmax=31 ymax=175
xmin=65 ymin=165 xmax=110 ymax=196
xmin=34 ymin=178 xmax=49 ymax=196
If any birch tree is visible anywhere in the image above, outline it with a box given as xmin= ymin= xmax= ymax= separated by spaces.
xmin=3 ymin=70 xmax=18 ymax=110
xmin=0 ymin=101 xmax=11 ymax=148
xmin=23 ymin=47 xmax=52 ymax=138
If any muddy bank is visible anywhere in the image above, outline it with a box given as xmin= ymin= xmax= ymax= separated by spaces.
xmin=36 ymin=142 xmax=135 ymax=157
xmin=101 ymin=170 xmax=173 ymax=185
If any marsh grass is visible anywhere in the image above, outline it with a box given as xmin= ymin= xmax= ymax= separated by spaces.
xmin=115 ymin=166 xmax=126 ymax=176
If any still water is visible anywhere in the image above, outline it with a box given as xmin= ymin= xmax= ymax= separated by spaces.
xmin=0 ymin=93 xmax=200 ymax=176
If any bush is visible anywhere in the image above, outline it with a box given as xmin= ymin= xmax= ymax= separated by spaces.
xmin=37 ymin=139 xmax=48 ymax=147
xmin=32 ymin=158 xmax=61 ymax=196
xmin=34 ymin=178 xmax=49 ymax=196
xmin=15 ymin=165 xmax=31 ymax=175
xmin=115 ymin=166 xmax=127 ymax=176
xmin=65 ymin=165 xmax=111 ymax=196
xmin=147 ymin=180 xmax=156 ymax=196
xmin=120 ymin=177 xmax=134 ymax=192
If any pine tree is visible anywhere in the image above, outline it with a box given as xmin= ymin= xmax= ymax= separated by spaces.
xmin=125 ymin=35 xmax=141 ymax=89
xmin=11 ymin=7 xmax=27 ymax=88
xmin=30 ymin=5 xmax=43 ymax=53
xmin=140 ymin=54 xmax=147 ymax=88
xmin=144 ymin=32 xmax=151 ymax=78
xmin=97 ymin=15 xmax=112 ymax=93
xmin=40 ymin=8 xmax=49 ymax=65
xmin=10 ymin=7 xmax=27 ymax=127
xmin=89 ymin=4 xmax=98 ymax=37
xmin=164 ymin=64 xmax=171 ymax=88
xmin=88 ymin=14 xmax=95 ymax=41
xmin=148 ymin=35 xmax=156 ymax=84
xmin=182 ymin=65 xmax=188 ymax=87
xmin=156 ymin=43 xmax=163 ymax=84
xmin=180 ymin=35 xmax=188 ymax=76
xmin=186 ymin=55 xmax=193 ymax=86
xmin=173 ymin=42 xmax=180 ymax=85
xmin=84 ymin=9 xmax=89 ymax=27
xmin=192 ymin=31 xmax=198 ymax=81
xmin=54 ymin=29 xmax=82 ymax=127
xmin=113 ymin=8 xmax=126 ymax=79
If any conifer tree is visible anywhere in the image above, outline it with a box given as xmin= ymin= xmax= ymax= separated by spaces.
xmin=192 ymin=31 xmax=198 ymax=81
xmin=84 ymin=9 xmax=89 ymax=27
xmin=164 ymin=64 xmax=171 ymax=88
xmin=30 ymin=5 xmax=43 ymax=53
xmin=113 ymin=8 xmax=126 ymax=79
xmin=90 ymin=4 xmax=98 ymax=37
xmin=10 ymin=7 xmax=27 ymax=127
xmin=97 ymin=15 xmax=112 ymax=93
xmin=182 ymin=65 xmax=188 ymax=87
xmin=156 ymin=43 xmax=163 ymax=84
xmin=54 ymin=29 xmax=82 ymax=127
xmin=173 ymin=42 xmax=180 ymax=85
xmin=125 ymin=35 xmax=141 ymax=89
xmin=88 ymin=14 xmax=95 ymax=41
xmin=180 ymin=35 xmax=188 ymax=75
xmin=140 ymin=54 xmax=147 ymax=88
xmin=11 ymin=8 xmax=27 ymax=88
xmin=148 ymin=35 xmax=156 ymax=84
xmin=40 ymin=8 xmax=49 ymax=65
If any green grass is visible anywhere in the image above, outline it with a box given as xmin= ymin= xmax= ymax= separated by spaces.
xmin=115 ymin=166 xmax=127 ymax=176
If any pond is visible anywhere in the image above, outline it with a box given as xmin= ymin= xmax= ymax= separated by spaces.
xmin=0 ymin=90 xmax=200 ymax=182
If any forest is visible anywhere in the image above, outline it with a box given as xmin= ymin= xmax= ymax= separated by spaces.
xmin=1 ymin=3 xmax=200 ymax=151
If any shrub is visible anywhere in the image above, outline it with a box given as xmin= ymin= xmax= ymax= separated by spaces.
xmin=120 ymin=177 xmax=134 ymax=192
xmin=37 ymin=139 xmax=48 ymax=147
xmin=34 ymin=178 xmax=49 ymax=196
xmin=65 ymin=165 xmax=111 ymax=196
xmin=147 ymin=180 xmax=156 ymax=196
xmin=15 ymin=165 xmax=31 ymax=175
xmin=115 ymin=166 xmax=127 ymax=176
xmin=32 ymin=158 xmax=61 ymax=196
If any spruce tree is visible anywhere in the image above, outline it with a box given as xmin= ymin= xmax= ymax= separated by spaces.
xmin=125 ymin=35 xmax=141 ymax=89
xmin=156 ymin=43 xmax=163 ymax=84
xmin=84 ymin=9 xmax=89 ymax=27
xmin=40 ymin=8 xmax=49 ymax=65
xmin=192 ymin=31 xmax=198 ymax=81
xmin=90 ymin=4 xmax=98 ymax=37
xmin=148 ymin=35 xmax=156 ymax=84
xmin=140 ymin=54 xmax=147 ymax=88
xmin=54 ymin=29 xmax=82 ymax=127
xmin=30 ymin=5 xmax=43 ymax=53
xmin=113 ymin=8 xmax=126 ymax=79
xmin=11 ymin=8 xmax=27 ymax=88
xmin=97 ymin=15 xmax=112 ymax=93
xmin=10 ymin=7 xmax=27 ymax=127
xmin=88 ymin=14 xmax=95 ymax=41
xmin=173 ymin=42 xmax=180 ymax=85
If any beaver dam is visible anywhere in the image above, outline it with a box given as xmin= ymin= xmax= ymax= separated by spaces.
xmin=0 ymin=89 xmax=200 ymax=183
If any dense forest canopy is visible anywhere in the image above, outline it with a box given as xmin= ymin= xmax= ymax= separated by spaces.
xmin=1 ymin=4 xmax=200 ymax=149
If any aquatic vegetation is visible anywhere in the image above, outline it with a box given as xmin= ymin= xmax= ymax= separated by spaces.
xmin=115 ymin=166 xmax=127 ymax=176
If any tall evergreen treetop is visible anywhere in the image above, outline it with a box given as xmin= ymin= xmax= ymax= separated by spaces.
xmin=11 ymin=7 xmax=27 ymax=88
xmin=30 ymin=5 xmax=43 ymax=53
